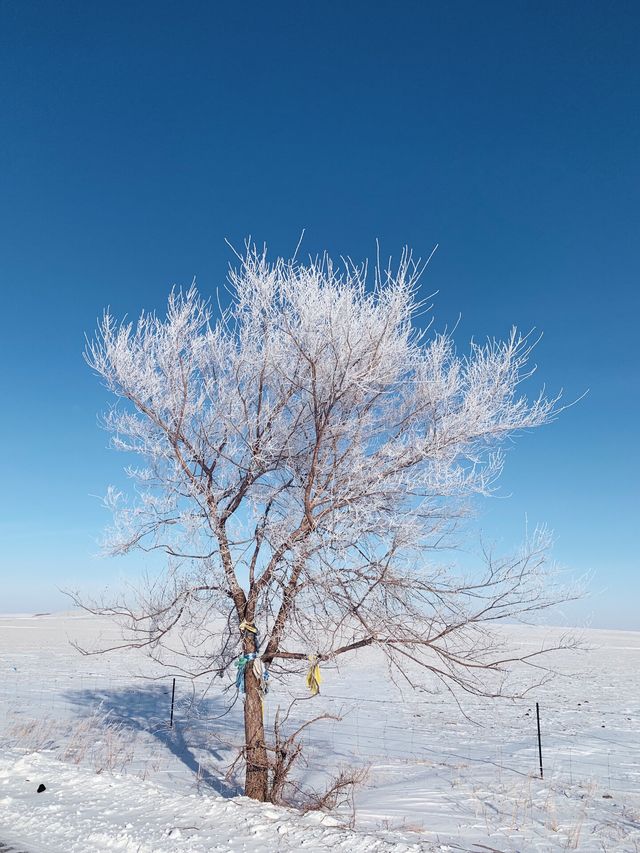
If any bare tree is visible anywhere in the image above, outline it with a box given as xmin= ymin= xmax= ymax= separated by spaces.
xmin=79 ymin=244 xmax=576 ymax=801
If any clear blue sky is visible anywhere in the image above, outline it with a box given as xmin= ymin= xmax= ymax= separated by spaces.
xmin=1 ymin=1 xmax=638 ymax=627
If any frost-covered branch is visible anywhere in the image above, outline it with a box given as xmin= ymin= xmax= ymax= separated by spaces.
xmin=79 ymin=242 xmax=578 ymax=800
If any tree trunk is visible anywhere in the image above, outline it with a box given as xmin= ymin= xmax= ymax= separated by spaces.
xmin=243 ymin=663 xmax=269 ymax=801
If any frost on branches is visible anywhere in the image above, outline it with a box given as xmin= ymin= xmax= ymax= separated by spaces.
xmin=79 ymin=245 xmax=577 ymax=801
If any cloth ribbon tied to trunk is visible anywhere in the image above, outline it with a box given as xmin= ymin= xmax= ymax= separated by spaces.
xmin=252 ymin=655 xmax=269 ymax=695
xmin=306 ymin=654 xmax=322 ymax=696
xmin=239 ymin=620 xmax=260 ymax=651
xmin=235 ymin=652 xmax=257 ymax=691
xmin=234 ymin=652 xmax=269 ymax=694
xmin=235 ymin=619 xmax=269 ymax=697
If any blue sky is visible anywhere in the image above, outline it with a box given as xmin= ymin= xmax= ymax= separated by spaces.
xmin=0 ymin=1 xmax=638 ymax=627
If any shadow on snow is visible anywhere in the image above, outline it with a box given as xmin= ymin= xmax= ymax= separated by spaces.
xmin=63 ymin=682 xmax=243 ymax=797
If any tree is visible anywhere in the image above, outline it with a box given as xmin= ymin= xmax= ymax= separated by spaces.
xmin=80 ymin=245 xmax=575 ymax=802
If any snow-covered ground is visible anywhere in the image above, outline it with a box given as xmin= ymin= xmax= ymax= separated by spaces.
xmin=0 ymin=750 xmax=423 ymax=853
xmin=1 ymin=613 xmax=639 ymax=852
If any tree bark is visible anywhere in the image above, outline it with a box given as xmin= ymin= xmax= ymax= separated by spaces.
xmin=243 ymin=662 xmax=269 ymax=801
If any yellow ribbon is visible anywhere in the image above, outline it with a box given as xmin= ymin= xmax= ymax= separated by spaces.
xmin=239 ymin=620 xmax=257 ymax=634
xmin=306 ymin=654 xmax=322 ymax=696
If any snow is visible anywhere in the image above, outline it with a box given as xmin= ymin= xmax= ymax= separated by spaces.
xmin=1 ymin=614 xmax=639 ymax=851
xmin=0 ymin=751 xmax=420 ymax=853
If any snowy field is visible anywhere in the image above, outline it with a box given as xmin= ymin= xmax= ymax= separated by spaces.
xmin=1 ymin=613 xmax=639 ymax=852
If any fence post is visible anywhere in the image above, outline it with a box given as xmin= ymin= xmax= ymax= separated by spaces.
xmin=536 ymin=701 xmax=543 ymax=779
xmin=169 ymin=677 xmax=176 ymax=728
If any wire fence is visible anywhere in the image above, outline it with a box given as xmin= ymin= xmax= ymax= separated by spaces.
xmin=1 ymin=668 xmax=638 ymax=798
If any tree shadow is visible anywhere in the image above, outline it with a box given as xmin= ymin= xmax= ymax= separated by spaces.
xmin=63 ymin=682 xmax=353 ymax=804
xmin=63 ymin=682 xmax=243 ymax=797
